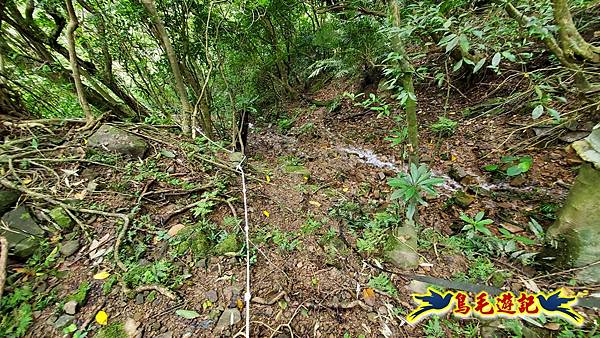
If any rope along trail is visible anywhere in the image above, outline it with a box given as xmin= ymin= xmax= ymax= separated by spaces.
xmin=236 ymin=158 xmax=251 ymax=338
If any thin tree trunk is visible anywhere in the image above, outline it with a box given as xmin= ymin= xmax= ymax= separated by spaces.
xmin=65 ymin=0 xmax=94 ymax=125
xmin=389 ymin=0 xmax=419 ymax=165
xmin=141 ymin=0 xmax=192 ymax=135
xmin=505 ymin=3 xmax=592 ymax=92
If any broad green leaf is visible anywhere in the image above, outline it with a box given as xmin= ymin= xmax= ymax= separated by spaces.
xmin=473 ymin=58 xmax=486 ymax=73
xmin=483 ymin=164 xmax=499 ymax=171
xmin=475 ymin=211 xmax=485 ymax=221
xmin=491 ymin=52 xmax=502 ymax=67
xmin=175 ymin=309 xmax=201 ymax=319
xmin=446 ymin=36 xmax=459 ymax=53
xmin=532 ymin=105 xmax=544 ymax=119
xmin=458 ymin=34 xmax=469 ymax=52
xmin=453 ymin=59 xmax=463 ymax=72
xmin=547 ymin=108 xmax=560 ymax=121
xmin=506 ymin=166 xmax=523 ymax=176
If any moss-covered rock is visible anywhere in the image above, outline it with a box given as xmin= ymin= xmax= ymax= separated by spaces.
xmin=49 ymin=207 xmax=73 ymax=229
xmin=0 ymin=206 xmax=44 ymax=258
xmin=0 ymin=190 xmax=19 ymax=215
xmin=87 ymin=124 xmax=147 ymax=158
xmin=215 ymin=234 xmax=240 ymax=255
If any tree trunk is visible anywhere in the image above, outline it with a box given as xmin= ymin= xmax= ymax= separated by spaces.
xmin=65 ymin=0 xmax=94 ymax=124
xmin=389 ymin=0 xmax=419 ymax=166
xmin=141 ymin=0 xmax=192 ymax=135
xmin=553 ymin=0 xmax=600 ymax=63
xmin=505 ymin=3 xmax=592 ymax=92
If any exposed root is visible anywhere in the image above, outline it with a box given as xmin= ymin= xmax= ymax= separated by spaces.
xmin=252 ymin=291 xmax=286 ymax=305
xmin=0 ymin=236 xmax=8 ymax=299
xmin=0 ymin=178 xmax=131 ymax=271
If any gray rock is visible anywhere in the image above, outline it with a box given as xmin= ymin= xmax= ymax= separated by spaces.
xmin=214 ymin=308 xmax=241 ymax=333
xmin=63 ymin=300 xmax=78 ymax=315
xmin=60 ymin=240 xmax=80 ymax=257
xmin=87 ymin=124 xmax=148 ymax=158
xmin=205 ymin=290 xmax=218 ymax=302
xmin=0 ymin=190 xmax=19 ymax=215
xmin=0 ymin=206 xmax=44 ymax=258
xmin=53 ymin=314 xmax=74 ymax=329
xmin=448 ymin=165 xmax=468 ymax=182
xmin=135 ymin=293 xmax=144 ymax=304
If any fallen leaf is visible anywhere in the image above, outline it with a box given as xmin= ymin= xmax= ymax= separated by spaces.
xmin=501 ymin=223 xmax=524 ymax=233
xmin=309 ymin=200 xmax=321 ymax=207
xmin=167 ymin=224 xmax=185 ymax=237
xmin=266 ymin=175 xmax=271 ymax=183
xmin=202 ymin=300 xmax=212 ymax=310
xmin=22 ymin=178 xmax=32 ymax=185
xmin=96 ymin=310 xmax=108 ymax=325
xmin=544 ymin=323 xmax=561 ymax=331
xmin=363 ymin=288 xmax=376 ymax=306
xmin=343 ymin=187 xmax=349 ymax=192
xmin=451 ymin=155 xmax=457 ymax=161
xmin=236 ymin=298 xmax=244 ymax=310
xmin=175 ymin=309 xmax=200 ymax=319
xmin=262 ymin=210 xmax=270 ymax=218
xmin=93 ymin=271 xmax=111 ymax=280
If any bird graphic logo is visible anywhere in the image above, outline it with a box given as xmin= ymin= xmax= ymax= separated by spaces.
xmin=537 ymin=290 xmax=583 ymax=325
xmin=407 ymin=288 xmax=454 ymax=323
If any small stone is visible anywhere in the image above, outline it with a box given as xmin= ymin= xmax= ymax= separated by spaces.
xmin=63 ymin=300 xmax=78 ymax=315
xmin=150 ymin=322 xmax=161 ymax=331
xmin=205 ymin=290 xmax=218 ymax=302
xmin=182 ymin=333 xmax=193 ymax=338
xmin=214 ymin=308 xmax=241 ymax=333
xmin=449 ymin=165 xmax=468 ymax=181
xmin=53 ymin=314 xmax=74 ymax=329
xmin=453 ymin=190 xmax=475 ymax=208
xmin=154 ymin=332 xmax=173 ymax=338
xmin=60 ymin=240 xmax=80 ymax=257
xmin=510 ymin=176 xmax=526 ymax=187
xmin=378 ymin=172 xmax=386 ymax=180
xmin=135 ymin=293 xmax=144 ymax=305
xmin=405 ymin=280 xmax=428 ymax=294
xmin=367 ymin=312 xmax=378 ymax=323
xmin=167 ymin=224 xmax=185 ymax=237
xmin=199 ymin=320 xmax=213 ymax=329
xmin=46 ymin=315 xmax=58 ymax=326
xmin=124 ymin=317 xmax=141 ymax=338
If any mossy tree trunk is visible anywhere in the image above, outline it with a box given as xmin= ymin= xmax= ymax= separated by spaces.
xmin=389 ymin=0 xmax=419 ymax=166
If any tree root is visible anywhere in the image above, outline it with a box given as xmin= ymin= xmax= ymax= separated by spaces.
xmin=0 ymin=178 xmax=130 ymax=271
xmin=122 ymin=283 xmax=178 ymax=300
xmin=0 ymin=236 xmax=8 ymax=299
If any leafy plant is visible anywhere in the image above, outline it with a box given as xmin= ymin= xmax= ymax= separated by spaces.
xmin=460 ymin=211 xmax=493 ymax=237
xmin=367 ymin=273 xmax=398 ymax=296
xmin=430 ymin=116 xmax=458 ymax=136
xmin=483 ymin=155 xmax=533 ymax=177
xmin=530 ymin=85 xmax=563 ymax=121
xmin=388 ymin=163 xmax=444 ymax=221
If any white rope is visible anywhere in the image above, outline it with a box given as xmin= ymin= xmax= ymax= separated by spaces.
xmin=235 ymin=158 xmax=251 ymax=338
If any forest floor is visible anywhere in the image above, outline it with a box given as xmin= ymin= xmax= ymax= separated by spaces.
xmin=3 ymin=77 xmax=600 ymax=338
